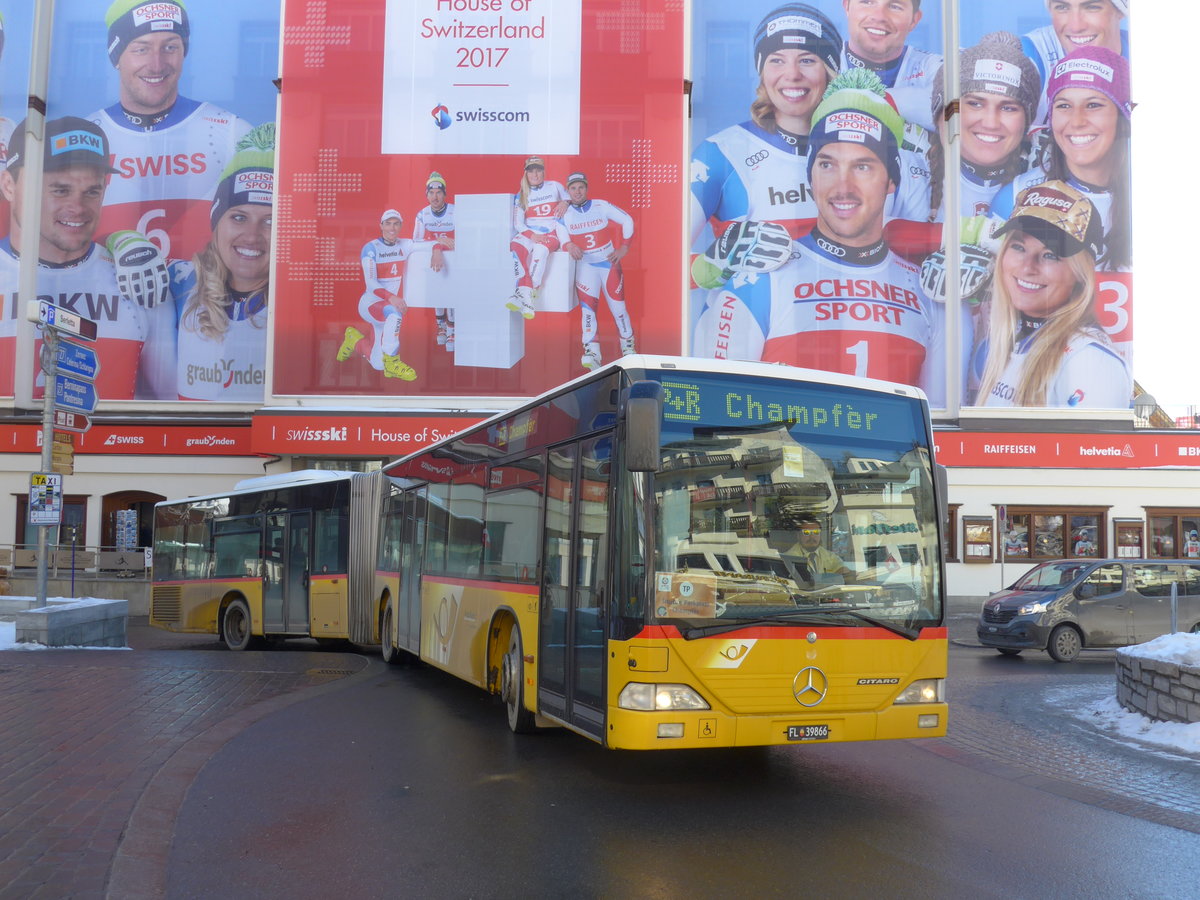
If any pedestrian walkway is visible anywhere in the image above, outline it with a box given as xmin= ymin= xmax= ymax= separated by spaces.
xmin=0 ymin=619 xmax=375 ymax=899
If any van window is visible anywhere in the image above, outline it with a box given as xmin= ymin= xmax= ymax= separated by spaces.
xmin=1132 ymin=564 xmax=1178 ymax=597
xmin=1082 ymin=563 xmax=1123 ymax=596
xmin=1185 ymin=566 xmax=1200 ymax=596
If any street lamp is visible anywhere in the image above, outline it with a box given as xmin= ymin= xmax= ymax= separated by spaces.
xmin=1134 ymin=393 xmax=1158 ymax=423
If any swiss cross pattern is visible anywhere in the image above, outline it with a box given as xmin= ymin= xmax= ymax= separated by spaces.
xmin=593 ymin=0 xmax=677 ymax=54
xmin=605 ymin=139 xmax=677 ymax=209
xmin=284 ymin=0 xmax=352 ymax=69
xmin=276 ymin=194 xmax=358 ymax=308
xmin=292 ymin=148 xmax=363 ymax=218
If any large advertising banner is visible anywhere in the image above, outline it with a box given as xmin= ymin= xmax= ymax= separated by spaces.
xmin=274 ymin=0 xmax=685 ymax=399
xmin=0 ymin=0 xmax=280 ymax=404
xmin=688 ymin=1 xmax=1133 ymax=412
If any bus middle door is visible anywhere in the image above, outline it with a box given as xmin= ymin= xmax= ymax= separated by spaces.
xmin=267 ymin=511 xmax=312 ymax=635
xmin=538 ymin=435 xmax=613 ymax=739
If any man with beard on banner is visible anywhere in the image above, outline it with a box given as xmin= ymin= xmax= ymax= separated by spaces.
xmin=1022 ymin=0 xmax=1129 ymax=125
xmin=0 ymin=117 xmax=144 ymax=399
xmin=694 ymin=71 xmax=969 ymax=407
xmin=838 ymin=0 xmax=941 ymax=132
xmin=88 ymin=0 xmax=254 ymax=397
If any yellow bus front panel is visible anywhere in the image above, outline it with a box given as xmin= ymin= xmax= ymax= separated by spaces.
xmin=605 ymin=626 xmax=947 ymax=750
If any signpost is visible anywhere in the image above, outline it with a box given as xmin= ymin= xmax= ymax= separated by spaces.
xmin=55 ymin=339 xmax=100 ymax=381
xmin=51 ymin=433 xmax=74 ymax=476
xmin=54 ymin=373 xmax=98 ymax=414
xmin=53 ymin=409 xmax=91 ymax=434
xmin=25 ymin=300 xmax=98 ymax=605
xmin=29 ymin=300 xmax=98 ymax=341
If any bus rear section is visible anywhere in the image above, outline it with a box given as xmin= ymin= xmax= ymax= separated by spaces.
xmin=151 ymin=470 xmax=376 ymax=648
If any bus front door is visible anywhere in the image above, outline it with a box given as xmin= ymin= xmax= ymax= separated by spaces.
xmin=538 ymin=435 xmax=612 ymax=739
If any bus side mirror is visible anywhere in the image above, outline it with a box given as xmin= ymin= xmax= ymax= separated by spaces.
xmin=625 ymin=380 xmax=662 ymax=473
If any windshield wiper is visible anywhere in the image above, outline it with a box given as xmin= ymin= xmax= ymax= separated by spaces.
xmin=682 ymin=612 xmax=832 ymax=640
xmin=793 ymin=605 xmax=921 ymax=640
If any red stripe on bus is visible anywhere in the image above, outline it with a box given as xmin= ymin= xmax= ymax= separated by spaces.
xmin=631 ymin=624 xmax=947 ymax=640
xmin=419 ymin=575 xmax=541 ymax=595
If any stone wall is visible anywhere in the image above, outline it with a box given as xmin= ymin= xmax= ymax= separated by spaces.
xmin=1115 ymin=649 xmax=1200 ymax=724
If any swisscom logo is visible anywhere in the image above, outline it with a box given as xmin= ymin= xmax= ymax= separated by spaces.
xmin=431 ymin=102 xmax=531 ymax=129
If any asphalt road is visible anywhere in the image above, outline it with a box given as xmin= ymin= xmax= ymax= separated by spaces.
xmin=162 ymin=605 xmax=1200 ymax=899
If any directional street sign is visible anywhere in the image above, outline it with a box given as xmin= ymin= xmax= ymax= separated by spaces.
xmin=27 ymin=300 xmax=98 ymax=341
xmin=54 ymin=373 xmax=98 ymax=413
xmin=53 ymin=409 xmax=92 ymax=434
xmin=55 ymin=340 xmax=100 ymax=381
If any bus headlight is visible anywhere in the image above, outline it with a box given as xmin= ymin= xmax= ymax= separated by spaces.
xmin=619 ymin=683 xmax=711 ymax=711
xmin=893 ymin=679 xmax=944 ymax=704
xmin=1018 ymin=601 xmax=1048 ymax=615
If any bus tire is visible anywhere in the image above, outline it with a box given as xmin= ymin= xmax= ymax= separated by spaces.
xmin=380 ymin=604 xmax=404 ymax=666
xmin=221 ymin=598 xmax=254 ymax=651
xmin=502 ymin=627 xmax=536 ymax=734
xmin=1046 ymin=624 xmax=1082 ymax=663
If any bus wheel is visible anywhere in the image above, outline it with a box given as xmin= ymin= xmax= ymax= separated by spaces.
xmin=502 ymin=628 xmax=536 ymax=734
xmin=380 ymin=605 xmax=404 ymax=666
xmin=222 ymin=599 xmax=254 ymax=651
xmin=1047 ymin=624 xmax=1081 ymax=663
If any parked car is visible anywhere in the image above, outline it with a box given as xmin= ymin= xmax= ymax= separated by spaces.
xmin=977 ymin=559 xmax=1200 ymax=662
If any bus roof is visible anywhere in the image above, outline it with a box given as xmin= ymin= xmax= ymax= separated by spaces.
xmin=154 ymin=469 xmax=358 ymax=510
xmin=378 ymin=355 xmax=929 ymax=475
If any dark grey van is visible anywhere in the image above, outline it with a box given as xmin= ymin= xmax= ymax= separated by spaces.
xmin=977 ymin=559 xmax=1200 ymax=662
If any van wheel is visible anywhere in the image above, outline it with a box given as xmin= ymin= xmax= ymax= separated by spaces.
xmin=1047 ymin=624 xmax=1081 ymax=663
xmin=502 ymin=628 xmax=536 ymax=734
xmin=996 ymin=648 xmax=1022 ymax=657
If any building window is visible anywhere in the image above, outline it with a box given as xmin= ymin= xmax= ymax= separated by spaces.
xmin=1001 ymin=507 xmax=1109 ymax=561
xmin=1114 ymin=520 xmax=1144 ymax=558
xmin=1146 ymin=511 xmax=1200 ymax=559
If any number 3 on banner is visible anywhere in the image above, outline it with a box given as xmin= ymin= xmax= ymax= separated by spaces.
xmin=136 ymin=208 xmax=171 ymax=260
xmin=1097 ymin=275 xmax=1131 ymax=342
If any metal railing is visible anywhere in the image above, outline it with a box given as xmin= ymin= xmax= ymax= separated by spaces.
xmin=0 ymin=544 xmax=149 ymax=579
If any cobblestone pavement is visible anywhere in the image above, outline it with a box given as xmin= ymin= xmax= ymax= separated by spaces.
xmin=0 ymin=622 xmax=374 ymax=899
xmin=943 ymin=603 xmax=1200 ymax=834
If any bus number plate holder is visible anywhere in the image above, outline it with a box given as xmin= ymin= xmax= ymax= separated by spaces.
xmin=787 ymin=724 xmax=829 ymax=741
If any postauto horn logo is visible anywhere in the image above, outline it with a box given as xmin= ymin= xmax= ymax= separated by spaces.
xmin=431 ymin=104 xmax=452 ymax=130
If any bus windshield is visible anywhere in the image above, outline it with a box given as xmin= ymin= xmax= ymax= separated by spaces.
xmin=648 ymin=372 xmax=942 ymax=634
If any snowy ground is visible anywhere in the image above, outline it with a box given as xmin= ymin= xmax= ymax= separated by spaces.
xmin=2 ymin=609 xmax=1198 ymax=756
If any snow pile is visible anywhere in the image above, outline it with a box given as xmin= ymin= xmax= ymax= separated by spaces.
xmin=1076 ymin=693 xmax=1200 ymax=755
xmin=1116 ymin=632 xmax=1200 ymax=666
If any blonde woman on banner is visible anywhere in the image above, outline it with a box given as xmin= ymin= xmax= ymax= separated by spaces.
xmin=174 ymin=135 xmax=274 ymax=401
xmin=975 ymin=181 xmax=1130 ymax=409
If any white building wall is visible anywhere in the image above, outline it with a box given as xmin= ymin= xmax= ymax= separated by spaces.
xmin=946 ymin=466 xmax=1200 ymax=600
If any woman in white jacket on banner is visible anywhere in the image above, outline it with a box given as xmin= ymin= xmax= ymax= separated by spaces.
xmin=975 ymin=180 xmax=1130 ymax=410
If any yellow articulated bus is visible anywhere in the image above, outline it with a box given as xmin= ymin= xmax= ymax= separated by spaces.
xmin=372 ymin=356 xmax=949 ymax=749
xmin=150 ymin=470 xmax=380 ymax=649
